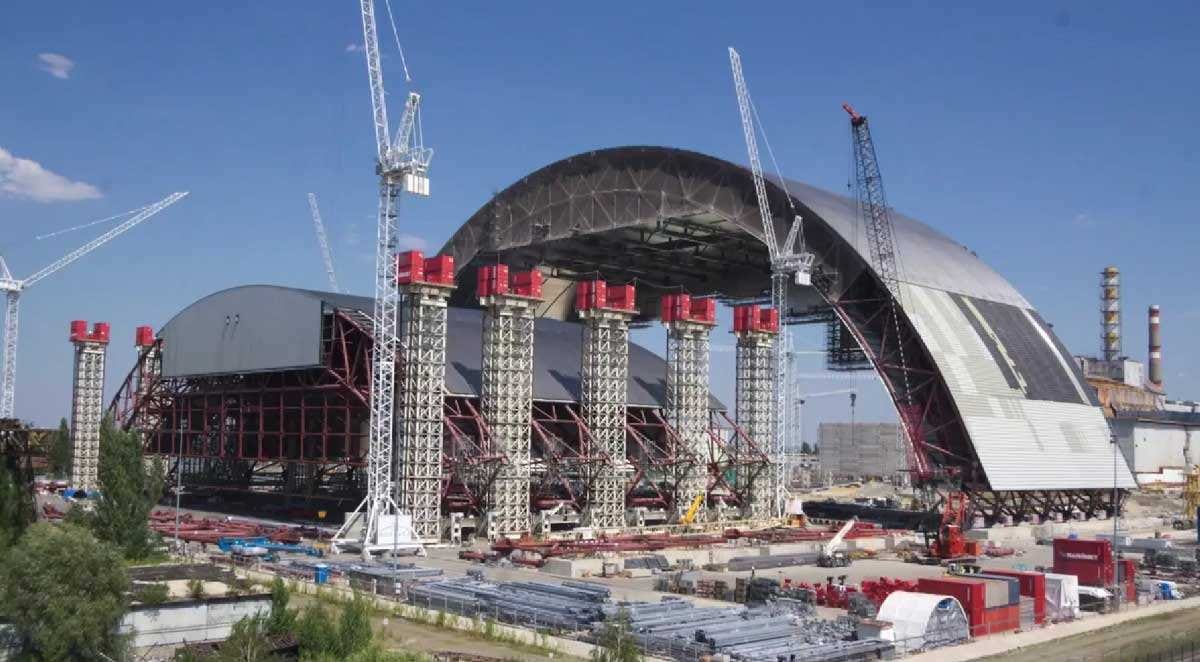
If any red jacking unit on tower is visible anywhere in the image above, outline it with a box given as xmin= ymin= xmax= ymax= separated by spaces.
xmin=396 ymin=250 xmax=455 ymax=286
xmin=477 ymin=264 xmax=544 ymax=299
xmin=575 ymin=279 xmax=636 ymax=312
xmin=69 ymin=321 xmax=111 ymax=344
xmin=660 ymin=293 xmax=716 ymax=325
xmin=732 ymin=305 xmax=780 ymax=334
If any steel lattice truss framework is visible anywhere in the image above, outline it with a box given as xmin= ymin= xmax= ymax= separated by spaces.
xmin=735 ymin=330 xmax=775 ymax=519
xmin=70 ymin=340 xmax=106 ymax=490
xmin=481 ymin=294 xmax=538 ymax=537
xmin=396 ymin=283 xmax=454 ymax=542
xmin=664 ymin=320 xmax=713 ymax=522
xmin=579 ymin=308 xmax=634 ymax=528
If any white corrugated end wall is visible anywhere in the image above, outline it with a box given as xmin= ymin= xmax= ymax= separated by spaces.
xmin=901 ymin=284 xmax=1135 ymax=491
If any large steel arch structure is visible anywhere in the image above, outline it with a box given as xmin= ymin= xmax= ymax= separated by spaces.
xmin=444 ymin=146 xmax=1134 ymax=519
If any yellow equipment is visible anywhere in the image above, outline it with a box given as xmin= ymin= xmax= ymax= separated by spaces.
xmin=1185 ymin=467 xmax=1200 ymax=521
xmin=681 ymin=493 xmax=705 ymax=524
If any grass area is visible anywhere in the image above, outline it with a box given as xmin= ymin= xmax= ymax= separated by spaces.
xmin=295 ymin=584 xmax=572 ymax=661
xmin=980 ymin=606 xmax=1200 ymax=661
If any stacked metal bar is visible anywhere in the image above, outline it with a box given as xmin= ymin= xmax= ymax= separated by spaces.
xmin=406 ymin=576 xmax=610 ymax=630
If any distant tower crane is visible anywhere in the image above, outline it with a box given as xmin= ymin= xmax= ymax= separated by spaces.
xmin=729 ymin=47 xmax=815 ymax=516
xmin=307 ymin=193 xmax=340 ymax=292
xmin=842 ymin=103 xmax=929 ymax=480
xmin=0 ymin=191 xmax=189 ymax=419
xmin=333 ymin=0 xmax=432 ymax=556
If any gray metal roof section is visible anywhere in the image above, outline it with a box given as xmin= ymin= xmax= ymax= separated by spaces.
xmin=157 ymin=284 xmax=702 ymax=409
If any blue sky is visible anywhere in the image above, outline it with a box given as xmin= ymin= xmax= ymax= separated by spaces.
xmin=1 ymin=1 xmax=1197 ymax=440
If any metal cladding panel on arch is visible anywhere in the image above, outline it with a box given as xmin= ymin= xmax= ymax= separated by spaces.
xmin=440 ymin=146 xmax=1135 ymax=491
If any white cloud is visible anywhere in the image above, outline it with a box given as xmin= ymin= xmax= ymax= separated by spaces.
xmin=1071 ymin=213 xmax=1098 ymax=228
xmin=0 ymin=146 xmax=102 ymax=202
xmin=345 ymin=43 xmax=364 ymax=53
xmin=36 ymin=53 xmax=74 ymax=79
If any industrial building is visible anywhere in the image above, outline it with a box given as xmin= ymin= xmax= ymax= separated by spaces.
xmin=817 ymin=422 xmax=906 ymax=482
xmin=109 ymin=146 xmax=1137 ymax=539
xmin=1073 ymin=267 xmax=1199 ymax=486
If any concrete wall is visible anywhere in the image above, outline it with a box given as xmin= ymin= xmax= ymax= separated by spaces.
xmin=817 ymin=422 xmax=906 ymax=480
xmin=1112 ymin=419 xmax=1196 ymax=481
xmin=119 ymin=595 xmax=271 ymax=648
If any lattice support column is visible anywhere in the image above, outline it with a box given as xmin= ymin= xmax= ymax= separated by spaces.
xmin=734 ymin=305 xmax=778 ymax=519
xmin=479 ymin=265 xmax=543 ymax=539
xmin=662 ymin=294 xmax=717 ymax=522
xmin=132 ymin=326 xmax=161 ymax=432
xmin=69 ymin=321 xmax=110 ymax=491
xmin=576 ymin=280 xmax=637 ymax=529
xmin=396 ymin=277 xmax=454 ymax=542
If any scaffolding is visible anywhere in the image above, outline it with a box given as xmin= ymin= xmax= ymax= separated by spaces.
xmin=576 ymin=280 xmax=637 ymax=529
xmin=734 ymin=305 xmax=778 ymax=518
xmin=69 ymin=321 xmax=110 ymax=491
xmin=396 ymin=276 xmax=455 ymax=543
xmin=662 ymin=294 xmax=716 ymax=522
xmin=479 ymin=266 xmax=542 ymax=538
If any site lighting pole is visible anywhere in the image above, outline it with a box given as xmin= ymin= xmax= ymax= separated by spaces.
xmin=1112 ymin=429 xmax=1121 ymax=610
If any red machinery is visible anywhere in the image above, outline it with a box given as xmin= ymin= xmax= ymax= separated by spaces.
xmin=930 ymin=492 xmax=970 ymax=559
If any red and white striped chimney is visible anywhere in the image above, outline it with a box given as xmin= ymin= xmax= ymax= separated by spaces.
xmin=1148 ymin=305 xmax=1163 ymax=389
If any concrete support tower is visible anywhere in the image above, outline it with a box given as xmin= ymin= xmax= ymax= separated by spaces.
xmin=479 ymin=265 xmax=543 ymax=538
xmin=1101 ymin=266 xmax=1121 ymax=362
xmin=132 ymin=325 xmax=161 ymax=431
xmin=576 ymin=280 xmax=637 ymax=529
xmin=69 ymin=320 xmax=110 ymax=491
xmin=733 ymin=305 xmax=779 ymax=519
xmin=1148 ymin=305 xmax=1163 ymax=390
xmin=395 ymin=251 xmax=456 ymax=542
xmin=662 ymin=294 xmax=717 ymax=522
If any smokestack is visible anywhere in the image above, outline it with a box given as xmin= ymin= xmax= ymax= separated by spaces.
xmin=1101 ymin=266 xmax=1121 ymax=362
xmin=1149 ymin=304 xmax=1163 ymax=389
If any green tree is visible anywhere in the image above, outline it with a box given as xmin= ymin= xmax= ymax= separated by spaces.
xmin=47 ymin=418 xmax=72 ymax=478
xmin=0 ymin=457 xmax=34 ymax=552
xmin=212 ymin=614 xmax=279 ymax=662
xmin=296 ymin=602 xmax=339 ymax=658
xmin=0 ymin=522 xmax=129 ymax=660
xmin=800 ymin=441 xmax=813 ymax=455
xmin=266 ymin=578 xmax=297 ymax=635
xmin=591 ymin=610 xmax=641 ymax=662
xmin=82 ymin=417 xmax=165 ymax=559
xmin=295 ymin=594 xmax=376 ymax=660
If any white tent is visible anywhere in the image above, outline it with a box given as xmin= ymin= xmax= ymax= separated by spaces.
xmin=877 ymin=591 xmax=970 ymax=652
xmin=1044 ymin=573 xmax=1081 ymax=621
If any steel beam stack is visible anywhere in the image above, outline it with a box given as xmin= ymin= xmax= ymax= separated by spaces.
xmin=396 ymin=251 xmax=456 ymax=542
xmin=734 ymin=305 xmax=779 ymax=519
xmin=69 ymin=320 xmax=110 ymax=491
xmin=576 ymin=280 xmax=638 ymax=529
xmin=662 ymin=294 xmax=717 ymax=522
xmin=479 ymin=265 xmax=543 ymax=538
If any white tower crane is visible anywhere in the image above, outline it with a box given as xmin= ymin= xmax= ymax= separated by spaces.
xmin=0 ymin=191 xmax=189 ymax=419
xmin=333 ymin=0 xmax=432 ymax=556
xmin=307 ymin=193 xmax=340 ymax=292
xmin=729 ymin=47 xmax=815 ymax=517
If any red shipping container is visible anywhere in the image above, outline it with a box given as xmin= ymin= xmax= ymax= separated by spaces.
xmin=918 ymin=577 xmax=987 ymax=636
xmin=661 ymin=293 xmax=691 ymax=323
xmin=91 ymin=322 xmax=111 ymax=343
xmin=758 ymin=308 xmax=780 ymax=333
xmin=396 ymin=250 xmax=426 ymax=285
xmin=423 ymin=255 xmax=455 ymax=285
xmin=689 ymin=298 xmax=716 ymax=324
xmin=512 ymin=269 xmax=543 ymax=299
xmin=605 ymin=284 xmax=636 ymax=312
xmin=981 ymin=569 xmax=1047 ymax=624
xmin=477 ymin=265 xmax=509 ymax=297
xmin=135 ymin=325 xmax=155 ymax=348
xmin=69 ymin=320 xmax=88 ymax=342
xmin=1119 ymin=559 xmax=1137 ymax=602
xmin=1053 ymin=538 xmax=1114 ymax=586
xmin=980 ymin=604 xmax=1020 ymax=636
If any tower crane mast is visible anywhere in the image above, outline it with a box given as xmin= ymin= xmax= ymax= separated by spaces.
xmin=333 ymin=0 xmax=431 ymax=556
xmin=0 ymin=191 xmax=189 ymax=419
xmin=729 ymin=47 xmax=815 ymax=517
xmin=307 ymin=193 xmax=339 ymax=292
xmin=843 ymin=103 xmax=930 ymax=481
